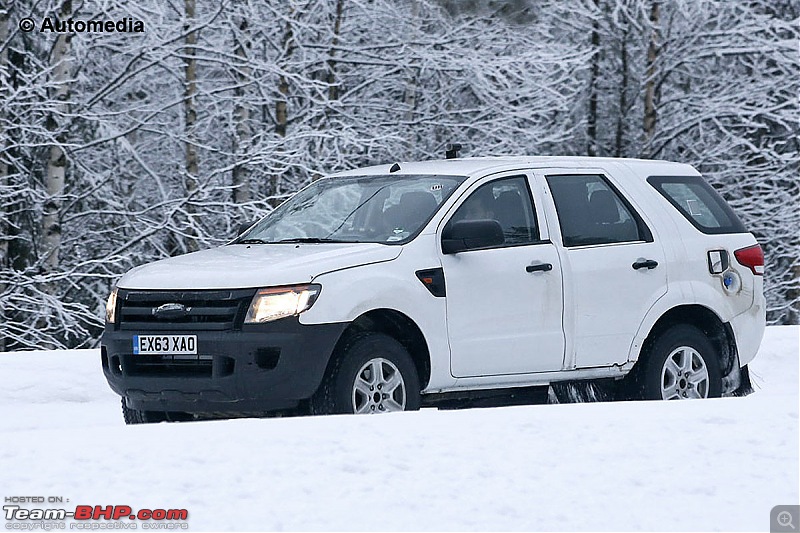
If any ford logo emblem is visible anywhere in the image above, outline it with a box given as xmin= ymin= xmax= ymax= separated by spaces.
xmin=152 ymin=302 xmax=191 ymax=319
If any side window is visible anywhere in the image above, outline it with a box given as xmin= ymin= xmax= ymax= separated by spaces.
xmin=447 ymin=176 xmax=540 ymax=246
xmin=647 ymin=175 xmax=746 ymax=234
xmin=546 ymin=174 xmax=650 ymax=247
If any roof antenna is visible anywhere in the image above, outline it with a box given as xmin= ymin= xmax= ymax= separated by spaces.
xmin=445 ymin=143 xmax=462 ymax=159
xmin=389 ymin=162 xmax=401 ymax=172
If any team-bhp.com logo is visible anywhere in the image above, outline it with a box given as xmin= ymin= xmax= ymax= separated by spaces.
xmin=18 ymin=17 xmax=145 ymax=33
xmin=4 ymin=504 xmax=188 ymax=530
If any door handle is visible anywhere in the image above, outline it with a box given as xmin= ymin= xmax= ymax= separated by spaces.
xmin=632 ymin=259 xmax=659 ymax=270
xmin=526 ymin=263 xmax=553 ymax=273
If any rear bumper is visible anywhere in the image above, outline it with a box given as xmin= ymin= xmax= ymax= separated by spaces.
xmin=729 ymin=291 xmax=766 ymax=367
xmin=101 ymin=317 xmax=348 ymax=414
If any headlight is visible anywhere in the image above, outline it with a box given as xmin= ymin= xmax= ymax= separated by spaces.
xmin=106 ymin=288 xmax=118 ymax=324
xmin=244 ymin=284 xmax=321 ymax=324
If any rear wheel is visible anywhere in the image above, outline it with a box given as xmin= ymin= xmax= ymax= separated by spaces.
xmin=634 ymin=325 xmax=722 ymax=400
xmin=312 ymin=332 xmax=421 ymax=415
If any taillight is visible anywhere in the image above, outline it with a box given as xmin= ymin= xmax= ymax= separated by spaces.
xmin=734 ymin=244 xmax=764 ymax=275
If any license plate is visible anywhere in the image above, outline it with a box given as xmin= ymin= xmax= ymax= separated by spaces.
xmin=133 ymin=335 xmax=197 ymax=355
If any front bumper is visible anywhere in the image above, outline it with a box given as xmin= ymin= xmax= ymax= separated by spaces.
xmin=101 ymin=317 xmax=348 ymax=414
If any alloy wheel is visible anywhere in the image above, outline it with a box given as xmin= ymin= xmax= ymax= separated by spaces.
xmin=352 ymin=357 xmax=407 ymax=414
xmin=660 ymin=346 xmax=710 ymax=400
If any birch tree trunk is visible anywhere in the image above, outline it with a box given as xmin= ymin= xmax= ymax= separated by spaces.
xmin=642 ymin=0 xmax=660 ymax=152
xmin=275 ymin=12 xmax=293 ymax=138
xmin=404 ymin=0 xmax=419 ymax=124
xmin=42 ymin=0 xmax=72 ymax=272
xmin=615 ymin=21 xmax=629 ymax=157
xmin=232 ymin=14 xmax=251 ymax=204
xmin=326 ymin=0 xmax=345 ymax=102
xmin=587 ymin=0 xmax=600 ymax=157
xmin=0 ymin=6 xmax=8 ymax=352
xmin=270 ymin=6 xmax=296 ymax=205
xmin=183 ymin=0 xmax=199 ymax=252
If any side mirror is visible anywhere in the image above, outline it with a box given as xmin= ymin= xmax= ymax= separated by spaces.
xmin=441 ymin=219 xmax=505 ymax=254
xmin=237 ymin=222 xmax=255 ymax=237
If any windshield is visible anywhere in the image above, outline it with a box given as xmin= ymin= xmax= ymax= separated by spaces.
xmin=235 ymin=174 xmax=466 ymax=245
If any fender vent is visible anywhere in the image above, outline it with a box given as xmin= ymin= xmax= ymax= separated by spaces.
xmin=415 ymin=268 xmax=446 ymax=297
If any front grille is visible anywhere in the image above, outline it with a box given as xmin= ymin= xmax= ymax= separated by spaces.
xmin=117 ymin=289 xmax=256 ymax=331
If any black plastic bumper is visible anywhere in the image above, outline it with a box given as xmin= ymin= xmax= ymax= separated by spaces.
xmin=101 ymin=317 xmax=348 ymax=414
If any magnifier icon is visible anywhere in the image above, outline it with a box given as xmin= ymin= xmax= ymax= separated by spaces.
xmin=778 ymin=511 xmax=796 ymax=530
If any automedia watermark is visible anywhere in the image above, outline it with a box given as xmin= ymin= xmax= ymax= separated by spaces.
xmin=19 ymin=17 xmax=145 ymax=34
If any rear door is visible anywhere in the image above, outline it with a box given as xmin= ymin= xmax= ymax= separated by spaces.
xmin=439 ymin=172 xmax=565 ymax=377
xmin=537 ymin=170 xmax=668 ymax=368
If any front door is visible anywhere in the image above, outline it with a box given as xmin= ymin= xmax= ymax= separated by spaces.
xmin=440 ymin=173 xmax=565 ymax=377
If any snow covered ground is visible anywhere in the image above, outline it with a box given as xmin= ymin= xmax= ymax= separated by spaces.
xmin=1 ymin=326 xmax=797 ymax=532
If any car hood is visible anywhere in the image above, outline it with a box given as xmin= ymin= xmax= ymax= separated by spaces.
xmin=117 ymin=243 xmax=402 ymax=290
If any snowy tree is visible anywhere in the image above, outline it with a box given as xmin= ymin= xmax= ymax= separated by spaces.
xmin=0 ymin=0 xmax=797 ymax=351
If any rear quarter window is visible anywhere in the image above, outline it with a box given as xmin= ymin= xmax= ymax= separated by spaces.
xmin=647 ymin=175 xmax=747 ymax=235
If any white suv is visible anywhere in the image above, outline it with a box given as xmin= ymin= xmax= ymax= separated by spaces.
xmin=101 ymin=156 xmax=766 ymax=423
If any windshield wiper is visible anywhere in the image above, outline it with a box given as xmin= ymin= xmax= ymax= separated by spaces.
xmin=234 ymin=238 xmax=268 ymax=245
xmin=275 ymin=237 xmax=358 ymax=244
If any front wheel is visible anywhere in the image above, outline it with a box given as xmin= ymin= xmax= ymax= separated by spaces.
xmin=120 ymin=398 xmax=192 ymax=424
xmin=121 ymin=397 xmax=164 ymax=424
xmin=312 ymin=332 xmax=421 ymax=415
xmin=635 ymin=325 xmax=722 ymax=400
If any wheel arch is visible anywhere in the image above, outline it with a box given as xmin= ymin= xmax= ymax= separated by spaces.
xmin=324 ymin=308 xmax=432 ymax=390
xmin=638 ymin=304 xmax=739 ymax=379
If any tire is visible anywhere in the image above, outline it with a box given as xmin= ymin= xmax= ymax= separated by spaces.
xmin=311 ymin=332 xmax=421 ymax=415
xmin=632 ymin=324 xmax=722 ymax=400
xmin=121 ymin=397 xmax=166 ymax=425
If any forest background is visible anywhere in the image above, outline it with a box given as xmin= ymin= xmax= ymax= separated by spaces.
xmin=0 ymin=0 xmax=797 ymax=350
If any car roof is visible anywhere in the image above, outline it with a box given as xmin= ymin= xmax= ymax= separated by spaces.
xmin=329 ymin=156 xmax=700 ymax=179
